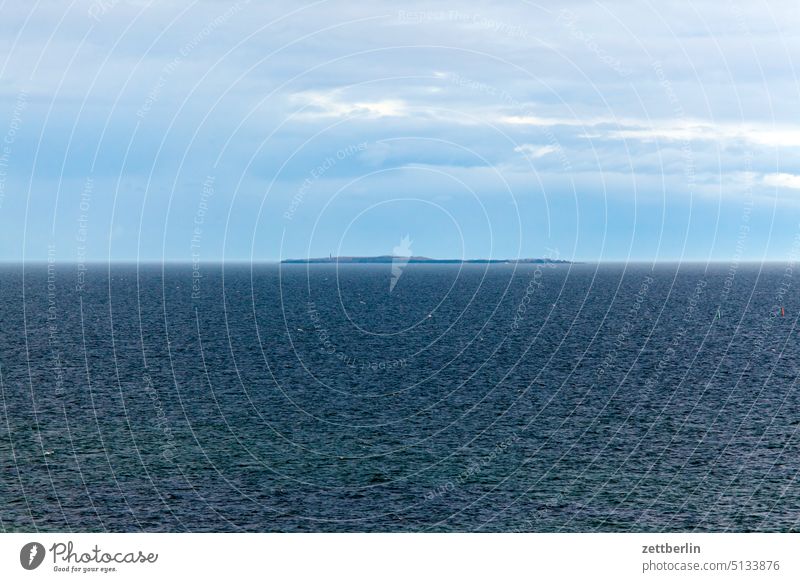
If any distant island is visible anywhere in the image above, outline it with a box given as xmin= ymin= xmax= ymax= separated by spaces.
xmin=281 ymin=256 xmax=572 ymax=264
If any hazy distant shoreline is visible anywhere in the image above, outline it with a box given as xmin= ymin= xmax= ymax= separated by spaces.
xmin=281 ymin=256 xmax=573 ymax=264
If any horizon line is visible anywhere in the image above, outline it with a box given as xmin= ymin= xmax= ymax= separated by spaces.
xmin=1 ymin=259 xmax=797 ymax=265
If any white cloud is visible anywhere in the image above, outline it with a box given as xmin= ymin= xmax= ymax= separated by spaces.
xmin=764 ymin=173 xmax=800 ymax=190
xmin=498 ymin=114 xmax=800 ymax=149
xmin=291 ymin=90 xmax=408 ymax=119
xmin=499 ymin=114 xmax=589 ymax=127
xmin=606 ymin=122 xmax=800 ymax=148
xmin=514 ymin=144 xmax=557 ymax=159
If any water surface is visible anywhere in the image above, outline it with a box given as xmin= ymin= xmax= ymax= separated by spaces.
xmin=1 ymin=262 xmax=798 ymax=531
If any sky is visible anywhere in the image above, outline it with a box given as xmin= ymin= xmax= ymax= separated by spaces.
xmin=0 ymin=0 xmax=799 ymax=262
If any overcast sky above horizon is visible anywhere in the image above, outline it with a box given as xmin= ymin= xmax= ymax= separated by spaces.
xmin=1 ymin=0 xmax=799 ymax=262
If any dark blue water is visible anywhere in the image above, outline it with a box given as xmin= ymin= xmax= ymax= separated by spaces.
xmin=1 ymin=262 xmax=799 ymax=532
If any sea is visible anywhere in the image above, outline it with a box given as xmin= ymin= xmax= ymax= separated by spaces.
xmin=1 ymin=262 xmax=799 ymax=532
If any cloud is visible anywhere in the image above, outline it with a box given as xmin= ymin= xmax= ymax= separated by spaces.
xmin=499 ymin=115 xmax=590 ymax=127
xmin=498 ymin=114 xmax=800 ymax=149
xmin=764 ymin=173 xmax=800 ymax=190
xmin=291 ymin=90 xmax=408 ymax=119
xmin=606 ymin=122 xmax=800 ymax=148
xmin=3 ymin=0 xmax=800 ymax=260
xmin=514 ymin=144 xmax=557 ymax=159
